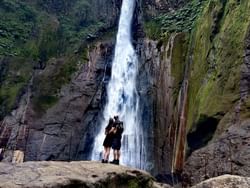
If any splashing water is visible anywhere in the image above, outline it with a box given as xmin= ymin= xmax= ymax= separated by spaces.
xmin=91 ymin=0 xmax=146 ymax=169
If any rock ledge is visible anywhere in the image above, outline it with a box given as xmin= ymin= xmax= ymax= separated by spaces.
xmin=0 ymin=161 xmax=168 ymax=188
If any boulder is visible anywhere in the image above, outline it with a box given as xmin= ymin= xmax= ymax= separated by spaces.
xmin=192 ymin=175 xmax=250 ymax=188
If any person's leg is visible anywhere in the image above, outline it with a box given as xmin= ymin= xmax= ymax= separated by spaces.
xmin=113 ymin=150 xmax=116 ymax=160
xmin=110 ymin=149 xmax=117 ymax=164
xmin=102 ymin=147 xmax=107 ymax=162
xmin=106 ymin=147 xmax=111 ymax=161
xmin=112 ymin=139 xmax=117 ymax=161
xmin=114 ymin=150 xmax=120 ymax=164
xmin=117 ymin=150 xmax=121 ymax=160
xmin=115 ymin=140 xmax=121 ymax=164
xmin=112 ymin=148 xmax=115 ymax=161
xmin=114 ymin=150 xmax=118 ymax=160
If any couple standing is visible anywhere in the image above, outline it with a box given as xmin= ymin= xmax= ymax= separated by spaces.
xmin=102 ymin=115 xmax=124 ymax=165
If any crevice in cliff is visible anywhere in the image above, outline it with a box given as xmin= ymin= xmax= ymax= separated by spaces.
xmin=187 ymin=115 xmax=219 ymax=155
xmin=210 ymin=0 xmax=227 ymax=41
xmin=170 ymin=32 xmax=192 ymax=176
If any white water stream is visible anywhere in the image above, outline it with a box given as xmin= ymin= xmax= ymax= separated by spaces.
xmin=91 ymin=0 xmax=146 ymax=169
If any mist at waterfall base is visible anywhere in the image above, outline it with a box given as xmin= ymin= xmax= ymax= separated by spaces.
xmin=91 ymin=0 xmax=147 ymax=170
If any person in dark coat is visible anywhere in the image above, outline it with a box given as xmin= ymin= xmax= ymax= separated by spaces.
xmin=111 ymin=115 xmax=124 ymax=165
xmin=102 ymin=118 xmax=115 ymax=163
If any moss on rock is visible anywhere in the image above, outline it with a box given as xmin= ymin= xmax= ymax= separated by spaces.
xmin=187 ymin=0 xmax=250 ymax=134
xmin=0 ymin=57 xmax=33 ymax=118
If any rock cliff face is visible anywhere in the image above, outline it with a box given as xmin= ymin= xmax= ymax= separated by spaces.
xmin=26 ymin=42 xmax=115 ymax=161
xmin=0 ymin=0 xmax=121 ymax=161
xmin=1 ymin=41 xmax=115 ymax=161
xmin=138 ymin=0 xmax=250 ymax=184
xmin=137 ymin=33 xmax=188 ymax=175
xmin=0 ymin=0 xmax=250 ymax=186
xmin=139 ymin=1 xmax=250 ymax=184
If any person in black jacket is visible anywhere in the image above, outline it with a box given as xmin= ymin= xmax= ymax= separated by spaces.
xmin=102 ymin=118 xmax=115 ymax=163
xmin=111 ymin=116 xmax=124 ymax=165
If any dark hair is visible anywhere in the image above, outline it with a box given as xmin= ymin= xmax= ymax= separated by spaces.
xmin=108 ymin=118 xmax=114 ymax=125
xmin=105 ymin=118 xmax=114 ymax=134
xmin=114 ymin=115 xmax=119 ymax=120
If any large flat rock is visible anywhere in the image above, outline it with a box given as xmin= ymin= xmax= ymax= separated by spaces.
xmin=0 ymin=161 xmax=169 ymax=188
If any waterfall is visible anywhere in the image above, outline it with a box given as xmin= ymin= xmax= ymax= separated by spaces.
xmin=91 ymin=0 xmax=146 ymax=169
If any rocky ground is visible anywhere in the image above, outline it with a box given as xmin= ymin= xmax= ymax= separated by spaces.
xmin=0 ymin=161 xmax=169 ymax=188
xmin=0 ymin=161 xmax=249 ymax=188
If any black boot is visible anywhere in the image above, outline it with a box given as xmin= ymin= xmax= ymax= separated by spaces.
xmin=111 ymin=160 xmax=119 ymax=165
xmin=110 ymin=160 xmax=117 ymax=164
xmin=102 ymin=159 xmax=109 ymax=163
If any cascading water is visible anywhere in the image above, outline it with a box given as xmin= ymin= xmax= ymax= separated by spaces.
xmin=91 ymin=0 xmax=146 ymax=169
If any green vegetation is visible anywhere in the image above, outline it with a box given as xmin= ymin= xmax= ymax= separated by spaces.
xmin=0 ymin=57 xmax=33 ymax=119
xmin=143 ymin=20 xmax=162 ymax=40
xmin=0 ymin=0 xmax=107 ymax=57
xmin=144 ymin=0 xmax=208 ymax=39
xmin=0 ymin=0 xmax=111 ymax=118
xmin=187 ymin=0 xmax=250 ymax=133
xmin=171 ymin=33 xmax=188 ymax=101
xmin=141 ymin=0 xmax=250 ymax=139
xmin=0 ymin=0 xmax=37 ymax=56
xmin=128 ymin=179 xmax=139 ymax=188
xmin=159 ymin=0 xmax=207 ymax=33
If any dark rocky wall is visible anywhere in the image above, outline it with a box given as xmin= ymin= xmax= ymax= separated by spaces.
xmin=137 ymin=33 xmax=188 ymax=176
xmin=183 ymin=20 xmax=250 ymax=186
xmin=138 ymin=0 xmax=250 ymax=184
xmin=0 ymin=0 xmax=122 ymax=161
xmin=0 ymin=42 xmax=115 ymax=161
xmin=26 ymin=42 xmax=115 ymax=161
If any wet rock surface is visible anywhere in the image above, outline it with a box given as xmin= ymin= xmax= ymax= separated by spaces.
xmin=137 ymin=33 xmax=188 ymax=175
